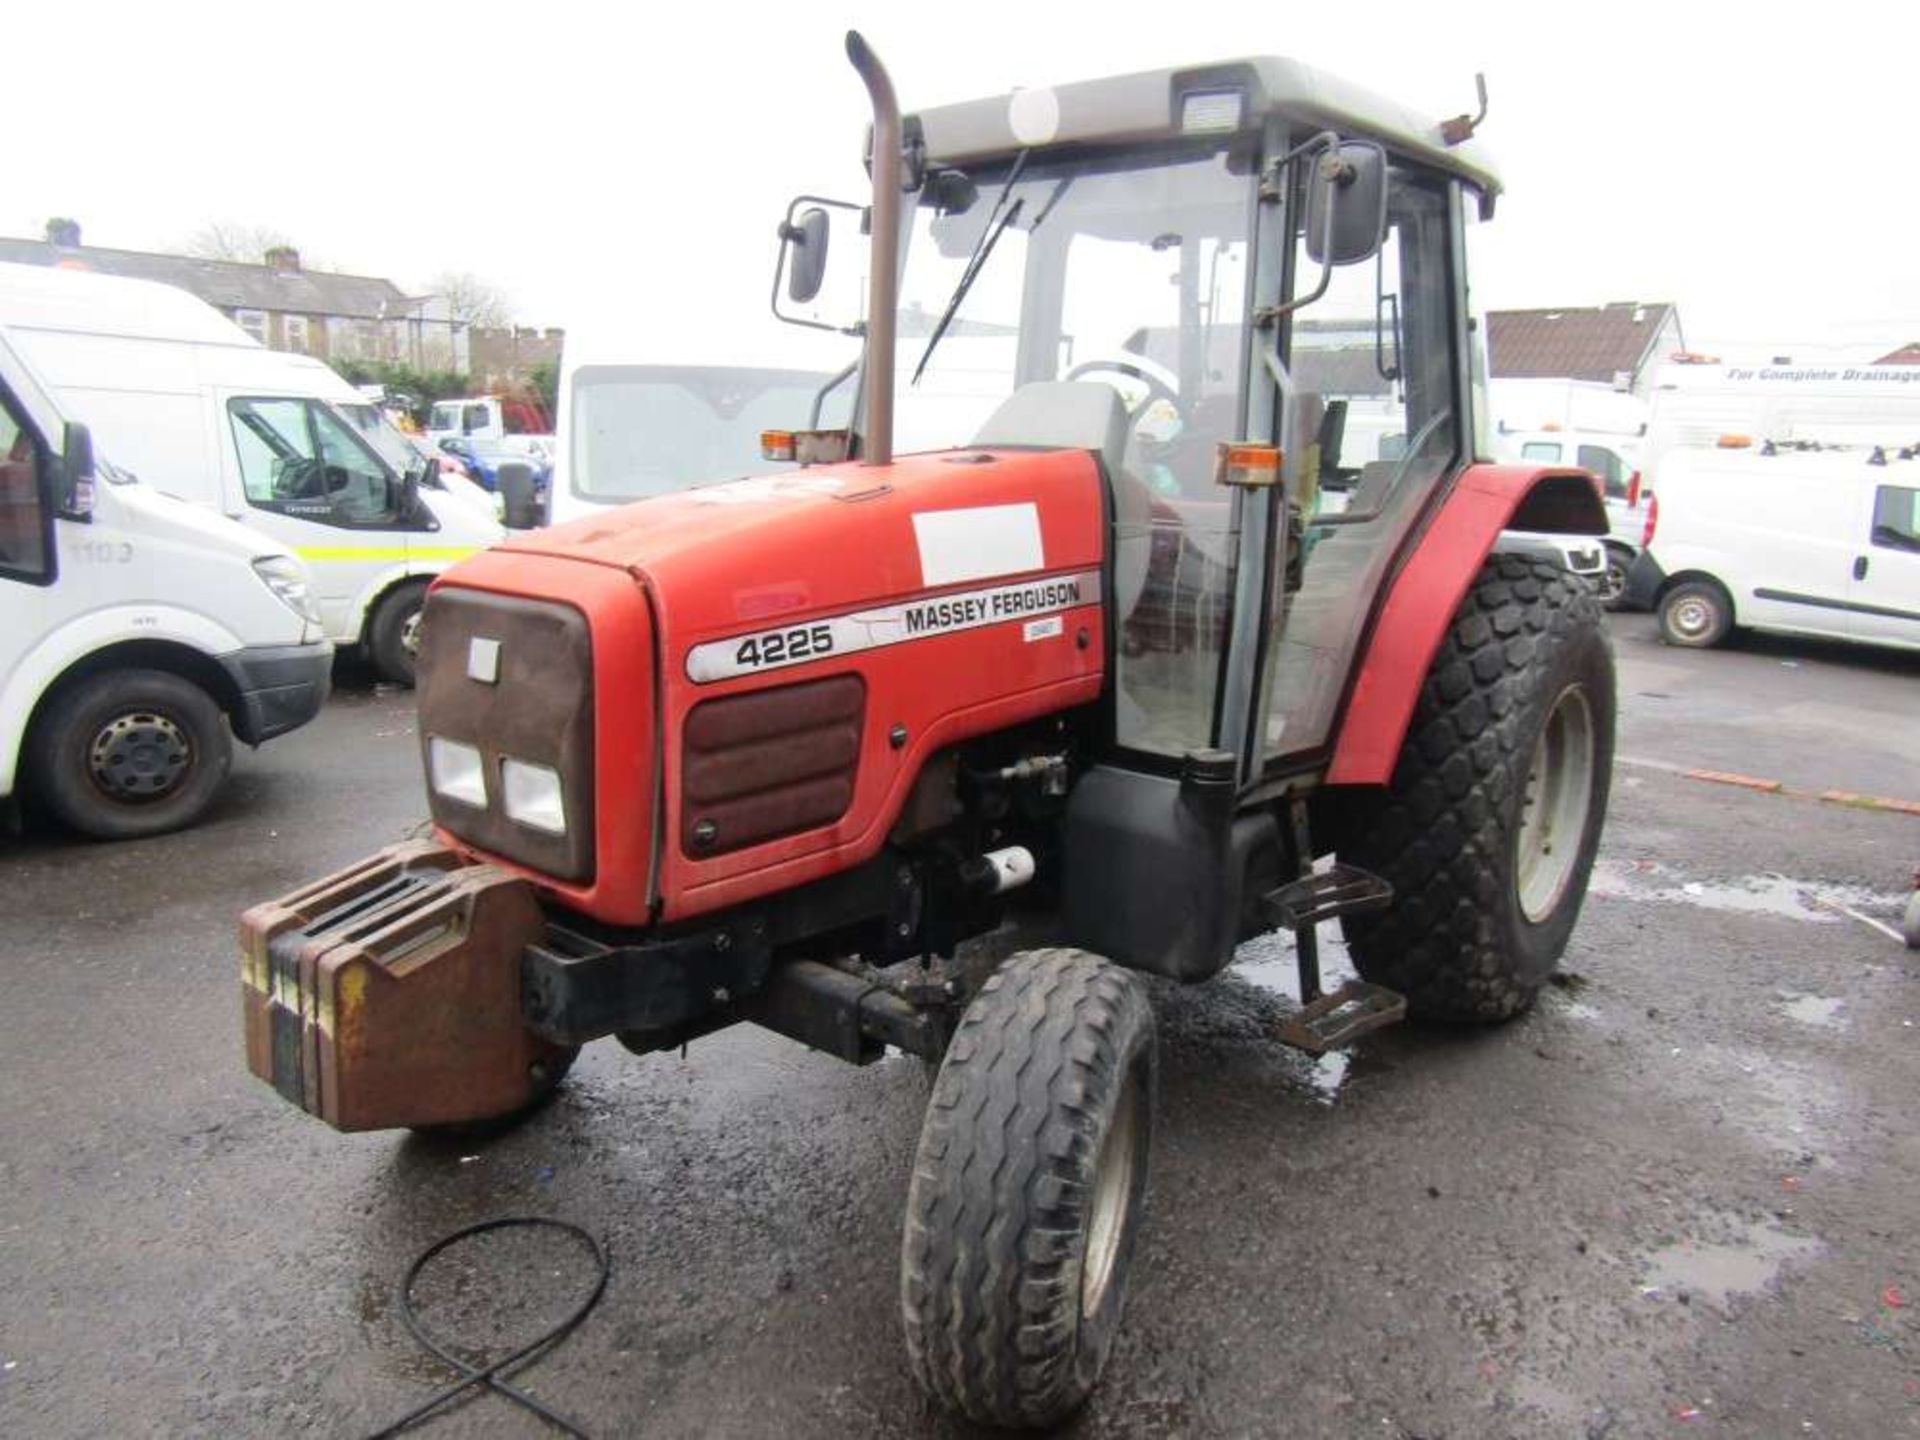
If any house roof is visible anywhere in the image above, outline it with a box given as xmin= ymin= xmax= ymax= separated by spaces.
xmin=1873 ymin=343 xmax=1920 ymax=365
xmin=1486 ymin=302 xmax=1678 ymax=384
xmin=0 ymin=237 xmax=417 ymax=320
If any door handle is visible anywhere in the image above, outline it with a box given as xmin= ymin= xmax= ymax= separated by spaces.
xmin=1853 ymin=555 xmax=1869 ymax=581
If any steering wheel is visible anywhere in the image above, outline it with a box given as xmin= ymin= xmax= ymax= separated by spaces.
xmin=1062 ymin=356 xmax=1183 ymax=425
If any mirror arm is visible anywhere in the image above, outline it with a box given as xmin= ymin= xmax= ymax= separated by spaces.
xmin=1255 ymin=134 xmax=1341 ymax=327
xmin=809 ymin=358 xmax=860 ymax=429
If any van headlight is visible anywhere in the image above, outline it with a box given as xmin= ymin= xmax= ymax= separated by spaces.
xmin=427 ymin=737 xmax=487 ymax=809
xmin=500 ymin=758 xmax=567 ymax=835
xmin=252 ymin=555 xmax=322 ymax=624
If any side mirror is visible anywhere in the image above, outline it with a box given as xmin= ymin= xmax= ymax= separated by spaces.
xmin=496 ymin=460 xmax=544 ymax=529
xmin=1304 ymin=140 xmax=1388 ymax=267
xmin=57 ymin=420 xmax=97 ymax=521
xmin=783 ymin=207 xmax=831 ymax=304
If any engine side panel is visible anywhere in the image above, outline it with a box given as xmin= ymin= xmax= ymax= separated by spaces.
xmin=1327 ymin=464 xmax=1606 ymax=786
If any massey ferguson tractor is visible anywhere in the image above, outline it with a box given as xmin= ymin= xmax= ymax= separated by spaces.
xmin=242 ymin=35 xmax=1613 ymax=1428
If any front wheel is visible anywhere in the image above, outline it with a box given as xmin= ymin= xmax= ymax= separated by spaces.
xmin=28 ymin=668 xmax=233 ymax=839
xmin=367 ymin=582 xmax=428 ymax=686
xmin=1658 ymin=578 xmax=1733 ymax=648
xmin=1341 ymin=556 xmax=1615 ymax=1021
xmin=902 ymin=948 xmax=1155 ymax=1429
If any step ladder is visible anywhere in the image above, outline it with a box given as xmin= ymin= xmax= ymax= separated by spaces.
xmin=1257 ymin=801 xmax=1405 ymax=1056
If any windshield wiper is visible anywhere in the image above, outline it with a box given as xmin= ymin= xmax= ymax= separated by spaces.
xmin=911 ymin=149 xmax=1031 ymax=385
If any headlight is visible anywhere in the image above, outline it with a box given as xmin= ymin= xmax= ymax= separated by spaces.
xmin=252 ymin=555 xmax=322 ymax=624
xmin=500 ymin=758 xmax=566 ymax=835
xmin=427 ymin=737 xmax=487 ymax=809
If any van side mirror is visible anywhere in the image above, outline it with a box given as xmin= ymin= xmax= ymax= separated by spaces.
xmin=57 ymin=420 xmax=96 ymax=521
xmin=496 ymin=460 xmax=545 ymax=529
xmin=1304 ymin=141 xmax=1389 ymax=267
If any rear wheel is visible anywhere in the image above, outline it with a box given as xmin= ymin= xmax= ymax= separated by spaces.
xmin=902 ymin=948 xmax=1155 ymax=1429
xmin=29 ymin=668 xmax=232 ymax=839
xmin=1598 ymin=544 xmax=1633 ymax=611
xmin=367 ymin=582 xmax=428 ymax=686
xmin=1341 ymin=556 xmax=1615 ymax=1021
xmin=1658 ymin=578 xmax=1732 ymax=648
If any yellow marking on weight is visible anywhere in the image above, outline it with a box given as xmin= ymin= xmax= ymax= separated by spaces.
xmin=294 ymin=546 xmax=481 ymax=564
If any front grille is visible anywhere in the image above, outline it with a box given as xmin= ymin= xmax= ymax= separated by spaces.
xmin=682 ymin=674 xmax=864 ymax=857
xmin=416 ymin=587 xmax=597 ymax=883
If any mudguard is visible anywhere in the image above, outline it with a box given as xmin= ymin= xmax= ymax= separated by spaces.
xmin=1327 ymin=464 xmax=1606 ymax=786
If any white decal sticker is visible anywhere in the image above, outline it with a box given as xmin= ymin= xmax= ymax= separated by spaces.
xmin=911 ymin=503 xmax=1044 ymax=586
xmin=1023 ymin=616 xmax=1064 ymax=643
xmin=686 ymin=569 xmax=1100 ymax=682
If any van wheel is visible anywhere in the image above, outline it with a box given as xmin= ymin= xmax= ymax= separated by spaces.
xmin=1599 ymin=545 xmax=1633 ymax=611
xmin=1658 ymin=579 xmax=1732 ymax=648
xmin=30 ymin=669 xmax=232 ymax=839
xmin=367 ymin=583 xmax=428 ymax=686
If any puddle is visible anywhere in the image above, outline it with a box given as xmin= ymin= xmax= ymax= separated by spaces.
xmin=1589 ymin=861 xmax=1901 ymax=924
xmin=1642 ymin=1218 xmax=1821 ymax=1314
xmin=1231 ymin=922 xmax=1359 ymax=1002
xmin=1777 ymin=993 xmax=1846 ymax=1029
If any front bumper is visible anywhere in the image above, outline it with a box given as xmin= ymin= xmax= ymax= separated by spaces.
xmin=219 ymin=640 xmax=334 ymax=745
xmin=1622 ymin=549 xmax=1667 ymax=612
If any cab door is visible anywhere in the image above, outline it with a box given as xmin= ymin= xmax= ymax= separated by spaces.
xmin=222 ymin=394 xmax=421 ymax=641
xmin=1850 ymin=479 xmax=1920 ymax=647
xmin=0 ymin=369 xmax=55 ymax=695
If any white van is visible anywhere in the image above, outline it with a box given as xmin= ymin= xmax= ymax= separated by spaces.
xmin=549 ymin=325 xmax=858 ymax=525
xmin=0 ymin=263 xmax=503 ymax=683
xmin=0 ymin=329 xmax=332 ymax=838
xmin=1624 ymin=444 xmax=1920 ymax=652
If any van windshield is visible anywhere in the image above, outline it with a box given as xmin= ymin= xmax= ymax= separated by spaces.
xmin=570 ymin=365 xmax=845 ymax=501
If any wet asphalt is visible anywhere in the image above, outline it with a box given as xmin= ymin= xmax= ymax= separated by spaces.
xmin=0 ymin=614 xmax=1916 ymax=1439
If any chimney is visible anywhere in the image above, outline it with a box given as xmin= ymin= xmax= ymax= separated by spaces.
xmin=264 ymin=245 xmax=301 ymax=273
xmin=44 ymin=218 xmax=81 ymax=248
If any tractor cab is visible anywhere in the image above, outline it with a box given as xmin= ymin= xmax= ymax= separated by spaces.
xmin=776 ymin=55 xmax=1506 ymax=782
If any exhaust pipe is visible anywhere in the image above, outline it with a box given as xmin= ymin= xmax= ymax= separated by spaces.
xmin=847 ymin=31 xmax=899 ymax=467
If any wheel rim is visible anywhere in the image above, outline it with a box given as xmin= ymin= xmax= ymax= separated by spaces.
xmin=1668 ymin=594 xmax=1716 ymax=639
xmin=1081 ymin=1065 xmax=1141 ymax=1318
xmin=400 ymin=607 xmax=424 ymax=657
xmin=1602 ymin=559 xmax=1627 ymax=602
xmin=1515 ymin=685 xmax=1596 ymax=923
xmin=87 ymin=710 xmax=193 ymax=803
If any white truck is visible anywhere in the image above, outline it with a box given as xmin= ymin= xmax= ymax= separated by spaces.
xmin=0 ymin=328 xmax=332 ymax=838
xmin=0 ymin=262 xmax=503 ymax=684
xmin=1644 ymin=362 xmax=1920 ymax=480
xmin=426 ymin=394 xmax=555 ymax=461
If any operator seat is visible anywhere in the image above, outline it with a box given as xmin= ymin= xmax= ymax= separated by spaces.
xmin=971 ymin=381 xmax=1152 ymax=619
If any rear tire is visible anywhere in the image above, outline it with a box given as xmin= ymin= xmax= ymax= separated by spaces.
xmin=29 ymin=668 xmax=232 ymax=840
xmin=1658 ymin=578 xmax=1733 ymax=648
xmin=1341 ymin=556 xmax=1614 ymax=1021
xmin=367 ymin=582 xmax=427 ymax=686
xmin=1599 ymin=544 xmax=1633 ymax=611
xmin=902 ymin=948 xmax=1155 ymax=1429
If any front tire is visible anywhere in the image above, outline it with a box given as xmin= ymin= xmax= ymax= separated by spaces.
xmin=902 ymin=948 xmax=1155 ymax=1429
xmin=1341 ymin=556 xmax=1615 ymax=1021
xmin=28 ymin=669 xmax=233 ymax=840
xmin=367 ymin=582 xmax=427 ymax=686
xmin=1658 ymin=578 xmax=1733 ymax=648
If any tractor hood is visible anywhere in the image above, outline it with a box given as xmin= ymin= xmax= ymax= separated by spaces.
xmin=498 ymin=449 xmax=1107 ymax=670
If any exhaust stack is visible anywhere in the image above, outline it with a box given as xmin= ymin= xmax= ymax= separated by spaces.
xmin=846 ymin=31 xmax=900 ymax=467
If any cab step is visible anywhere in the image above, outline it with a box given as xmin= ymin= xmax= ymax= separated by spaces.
xmin=1259 ymin=862 xmax=1394 ymax=929
xmin=1273 ymin=979 xmax=1407 ymax=1055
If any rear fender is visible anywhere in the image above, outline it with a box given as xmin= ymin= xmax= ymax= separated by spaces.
xmin=1326 ymin=465 xmax=1605 ymax=786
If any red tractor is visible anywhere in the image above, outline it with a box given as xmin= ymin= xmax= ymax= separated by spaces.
xmin=243 ymin=36 xmax=1613 ymax=1428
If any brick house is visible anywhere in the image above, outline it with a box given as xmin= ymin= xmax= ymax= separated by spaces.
xmin=0 ymin=219 xmax=469 ymax=371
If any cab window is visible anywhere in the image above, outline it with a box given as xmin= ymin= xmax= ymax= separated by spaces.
xmin=0 ymin=386 xmax=53 ymax=585
xmin=1521 ymin=441 xmax=1562 ymax=462
xmin=228 ymin=397 xmax=404 ymax=528
xmin=1871 ymin=485 xmax=1920 ymax=552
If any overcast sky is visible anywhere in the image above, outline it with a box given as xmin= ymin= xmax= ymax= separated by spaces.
xmin=10 ymin=0 xmax=1916 ymax=359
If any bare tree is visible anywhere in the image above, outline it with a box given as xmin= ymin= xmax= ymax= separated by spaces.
xmin=428 ymin=271 xmax=516 ymax=329
xmin=183 ymin=221 xmax=308 ymax=264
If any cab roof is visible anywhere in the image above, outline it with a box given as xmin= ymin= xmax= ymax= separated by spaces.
xmin=911 ymin=57 xmax=1500 ymax=202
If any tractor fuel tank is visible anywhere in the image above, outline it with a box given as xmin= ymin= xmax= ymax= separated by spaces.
xmin=240 ymin=840 xmax=570 ymax=1131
